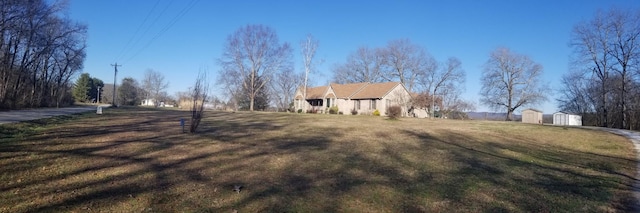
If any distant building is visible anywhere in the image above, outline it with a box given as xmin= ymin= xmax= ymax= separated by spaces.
xmin=294 ymin=82 xmax=412 ymax=116
xmin=553 ymin=112 xmax=582 ymax=126
xmin=141 ymin=98 xmax=155 ymax=106
xmin=521 ymin=108 xmax=543 ymax=124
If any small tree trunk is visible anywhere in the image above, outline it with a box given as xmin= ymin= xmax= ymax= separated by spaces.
xmin=249 ymin=97 xmax=254 ymax=111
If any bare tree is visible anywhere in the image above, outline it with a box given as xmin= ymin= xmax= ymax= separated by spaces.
xmin=569 ymin=8 xmax=640 ymax=129
xmin=411 ymin=92 xmax=442 ymax=114
xmin=630 ymin=82 xmax=640 ymax=130
xmin=216 ymin=64 xmax=242 ymax=111
xmin=142 ymin=69 xmax=169 ymax=107
xmin=441 ymin=94 xmax=476 ymax=119
xmin=0 ymin=0 xmax=87 ymax=109
xmin=301 ymin=34 xmax=319 ymax=112
xmin=190 ymin=70 xmax=209 ymax=133
xmin=271 ymin=66 xmax=300 ymax=111
xmin=608 ymin=9 xmax=640 ymax=129
xmin=571 ymin=10 xmax=615 ymax=127
xmin=218 ymin=24 xmax=292 ymax=111
xmin=480 ymin=47 xmax=548 ymax=121
xmin=332 ymin=46 xmax=385 ymax=84
xmin=380 ymin=39 xmax=437 ymax=92
xmin=557 ymin=70 xmax=598 ymax=115
xmin=420 ymin=57 xmax=465 ymax=118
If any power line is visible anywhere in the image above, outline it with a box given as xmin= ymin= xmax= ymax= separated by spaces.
xmin=116 ymin=0 xmax=160 ymax=62
xmin=114 ymin=0 xmax=161 ymax=62
xmin=117 ymin=0 xmax=174 ymax=62
xmin=123 ymin=0 xmax=200 ymax=65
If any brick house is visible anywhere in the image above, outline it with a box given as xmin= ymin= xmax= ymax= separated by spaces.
xmin=294 ymin=82 xmax=412 ymax=116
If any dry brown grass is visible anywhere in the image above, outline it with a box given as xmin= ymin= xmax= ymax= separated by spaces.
xmin=0 ymin=107 xmax=637 ymax=212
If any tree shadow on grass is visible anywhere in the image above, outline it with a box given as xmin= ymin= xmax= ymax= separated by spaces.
xmin=1 ymin=110 xmax=344 ymax=212
xmin=1 ymin=110 xmax=637 ymax=212
xmin=402 ymin=129 xmax=638 ymax=212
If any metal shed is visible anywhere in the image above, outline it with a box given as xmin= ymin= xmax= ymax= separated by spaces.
xmin=553 ymin=112 xmax=582 ymax=126
xmin=521 ymin=108 xmax=543 ymax=124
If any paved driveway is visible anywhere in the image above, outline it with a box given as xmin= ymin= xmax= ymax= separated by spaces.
xmin=0 ymin=105 xmax=107 ymax=124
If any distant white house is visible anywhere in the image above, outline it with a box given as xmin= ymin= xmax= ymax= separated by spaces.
xmin=553 ymin=112 xmax=582 ymax=126
xmin=141 ymin=99 xmax=156 ymax=106
xmin=140 ymin=99 xmax=172 ymax=107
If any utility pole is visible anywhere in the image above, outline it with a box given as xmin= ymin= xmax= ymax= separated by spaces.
xmin=111 ymin=63 xmax=121 ymax=107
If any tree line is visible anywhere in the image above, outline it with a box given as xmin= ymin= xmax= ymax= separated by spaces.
xmin=216 ymin=25 xmax=478 ymax=116
xmin=0 ymin=1 xmax=178 ymax=110
xmin=71 ymin=69 xmax=171 ymax=108
xmin=0 ymin=0 xmax=87 ymax=109
xmin=217 ymin=9 xmax=640 ymax=126
xmin=7 ymin=0 xmax=631 ymax=129
xmin=558 ymin=8 xmax=640 ymax=130
xmin=331 ymin=39 xmax=472 ymax=118
xmin=215 ymin=24 xmax=551 ymax=120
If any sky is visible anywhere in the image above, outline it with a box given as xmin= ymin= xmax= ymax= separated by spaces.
xmin=66 ymin=0 xmax=640 ymax=113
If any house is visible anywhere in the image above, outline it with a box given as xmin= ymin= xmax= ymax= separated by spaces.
xmin=521 ymin=108 xmax=543 ymax=124
xmin=553 ymin=112 xmax=582 ymax=126
xmin=141 ymin=98 xmax=156 ymax=106
xmin=141 ymin=98 xmax=173 ymax=107
xmin=294 ymin=82 xmax=412 ymax=116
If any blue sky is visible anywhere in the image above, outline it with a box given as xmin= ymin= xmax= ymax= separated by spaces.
xmin=67 ymin=0 xmax=640 ymax=113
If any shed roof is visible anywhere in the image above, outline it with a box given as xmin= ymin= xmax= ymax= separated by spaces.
xmin=522 ymin=108 xmax=543 ymax=113
xmin=553 ymin=111 xmax=580 ymax=116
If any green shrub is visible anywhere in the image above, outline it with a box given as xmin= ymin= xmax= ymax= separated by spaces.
xmin=351 ymin=108 xmax=358 ymax=115
xmin=373 ymin=109 xmax=381 ymax=116
xmin=297 ymin=109 xmax=302 ymax=113
xmin=388 ymin=105 xmax=401 ymax=119
xmin=329 ymin=106 xmax=339 ymax=114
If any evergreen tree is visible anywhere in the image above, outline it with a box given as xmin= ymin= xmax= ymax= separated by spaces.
xmin=73 ymin=73 xmax=93 ymax=102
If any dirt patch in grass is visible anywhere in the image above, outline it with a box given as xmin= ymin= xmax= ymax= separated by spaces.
xmin=0 ymin=108 xmax=637 ymax=212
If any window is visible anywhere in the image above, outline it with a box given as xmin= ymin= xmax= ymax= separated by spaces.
xmin=354 ymin=100 xmax=360 ymax=110
xmin=309 ymin=99 xmax=323 ymax=106
xmin=326 ymin=98 xmax=331 ymax=107
xmin=370 ymin=99 xmax=376 ymax=110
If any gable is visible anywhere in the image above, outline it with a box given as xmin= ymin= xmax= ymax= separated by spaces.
xmin=305 ymin=86 xmax=328 ymax=99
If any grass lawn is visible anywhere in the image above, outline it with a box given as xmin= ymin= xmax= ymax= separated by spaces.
xmin=0 ymin=107 xmax=637 ymax=212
